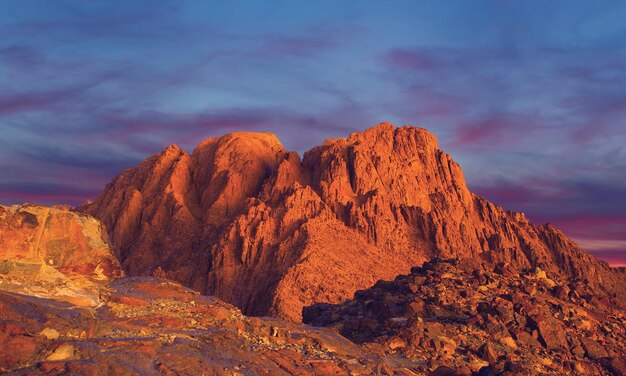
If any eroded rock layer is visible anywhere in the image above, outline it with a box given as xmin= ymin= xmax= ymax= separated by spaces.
xmin=77 ymin=123 xmax=625 ymax=320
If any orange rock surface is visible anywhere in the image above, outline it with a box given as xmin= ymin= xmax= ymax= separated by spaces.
xmin=77 ymin=123 xmax=626 ymax=321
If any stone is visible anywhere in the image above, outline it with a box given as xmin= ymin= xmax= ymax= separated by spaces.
xmin=301 ymin=257 xmax=626 ymax=374
xmin=39 ymin=328 xmax=60 ymax=340
xmin=430 ymin=366 xmax=453 ymax=375
xmin=599 ymin=357 xmax=626 ymax=376
xmin=514 ymin=331 xmax=541 ymax=348
xmin=436 ymin=336 xmax=457 ymax=355
xmin=46 ymin=344 xmax=76 ymax=361
xmin=1 ymin=123 xmax=625 ymax=374
xmin=499 ymin=336 xmax=518 ymax=350
xmin=581 ymin=337 xmax=609 ymax=360
xmin=533 ymin=316 xmax=568 ymax=351
xmin=480 ymin=343 xmax=500 ymax=363
xmin=388 ymin=337 xmax=406 ymax=350
xmin=0 ymin=276 xmax=429 ymax=374
xmin=571 ymin=345 xmax=585 ymax=358
xmin=0 ymin=205 xmax=124 ymax=310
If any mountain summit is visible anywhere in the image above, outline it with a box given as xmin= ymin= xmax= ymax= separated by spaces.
xmin=77 ymin=123 xmax=625 ymax=321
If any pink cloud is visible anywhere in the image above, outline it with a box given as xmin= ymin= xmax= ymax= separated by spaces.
xmin=452 ymin=114 xmax=545 ymax=147
xmin=584 ymin=250 xmax=626 ymax=268
xmin=536 ymin=215 xmax=626 ymax=242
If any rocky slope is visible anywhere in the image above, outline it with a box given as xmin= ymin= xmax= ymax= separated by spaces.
xmin=304 ymin=258 xmax=626 ymax=375
xmin=77 ymin=123 xmax=625 ymax=321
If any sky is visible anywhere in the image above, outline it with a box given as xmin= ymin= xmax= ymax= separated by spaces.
xmin=1 ymin=1 xmax=625 ymax=266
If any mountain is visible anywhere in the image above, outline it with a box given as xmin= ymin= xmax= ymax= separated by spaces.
xmin=77 ymin=123 xmax=625 ymax=321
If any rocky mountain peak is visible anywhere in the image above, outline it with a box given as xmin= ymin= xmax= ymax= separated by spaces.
xmin=77 ymin=123 xmax=626 ymax=321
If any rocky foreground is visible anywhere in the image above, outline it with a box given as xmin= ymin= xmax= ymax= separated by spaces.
xmin=304 ymin=258 xmax=626 ymax=375
xmin=1 ymin=278 xmax=425 ymax=375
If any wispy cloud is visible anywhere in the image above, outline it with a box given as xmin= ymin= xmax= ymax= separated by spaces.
xmin=574 ymin=239 xmax=626 ymax=252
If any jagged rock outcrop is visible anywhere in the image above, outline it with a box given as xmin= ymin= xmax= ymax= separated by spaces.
xmin=0 ymin=205 xmax=123 ymax=305
xmin=77 ymin=123 xmax=626 ymax=320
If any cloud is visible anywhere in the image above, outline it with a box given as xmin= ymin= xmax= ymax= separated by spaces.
xmin=253 ymin=35 xmax=335 ymax=59
xmin=0 ymin=45 xmax=44 ymax=71
xmin=0 ymin=86 xmax=84 ymax=116
xmin=0 ymin=181 xmax=100 ymax=206
xmin=474 ymin=175 xmax=626 ymax=218
xmin=574 ymin=239 xmax=626 ymax=252
xmin=0 ymin=1 xmax=184 ymax=42
xmin=0 ymin=65 xmax=135 ymax=118
xmin=452 ymin=113 xmax=546 ymax=147
xmin=94 ymin=104 xmax=366 ymax=154
xmin=383 ymin=48 xmax=440 ymax=71
xmin=13 ymin=143 xmax=140 ymax=175
xmin=534 ymin=214 xmax=626 ymax=242
xmin=379 ymin=43 xmax=626 ymax=147
xmin=471 ymin=173 xmax=626 ymax=260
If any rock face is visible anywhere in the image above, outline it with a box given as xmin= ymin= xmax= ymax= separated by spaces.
xmin=0 ymin=205 xmax=123 ymax=305
xmin=77 ymin=123 xmax=625 ymax=321
xmin=304 ymin=258 xmax=626 ymax=375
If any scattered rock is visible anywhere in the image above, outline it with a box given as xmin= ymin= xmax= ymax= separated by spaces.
xmin=304 ymin=258 xmax=626 ymax=374
xmin=581 ymin=337 xmax=609 ymax=360
xmin=388 ymin=337 xmax=406 ymax=350
xmin=533 ymin=316 xmax=568 ymax=351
